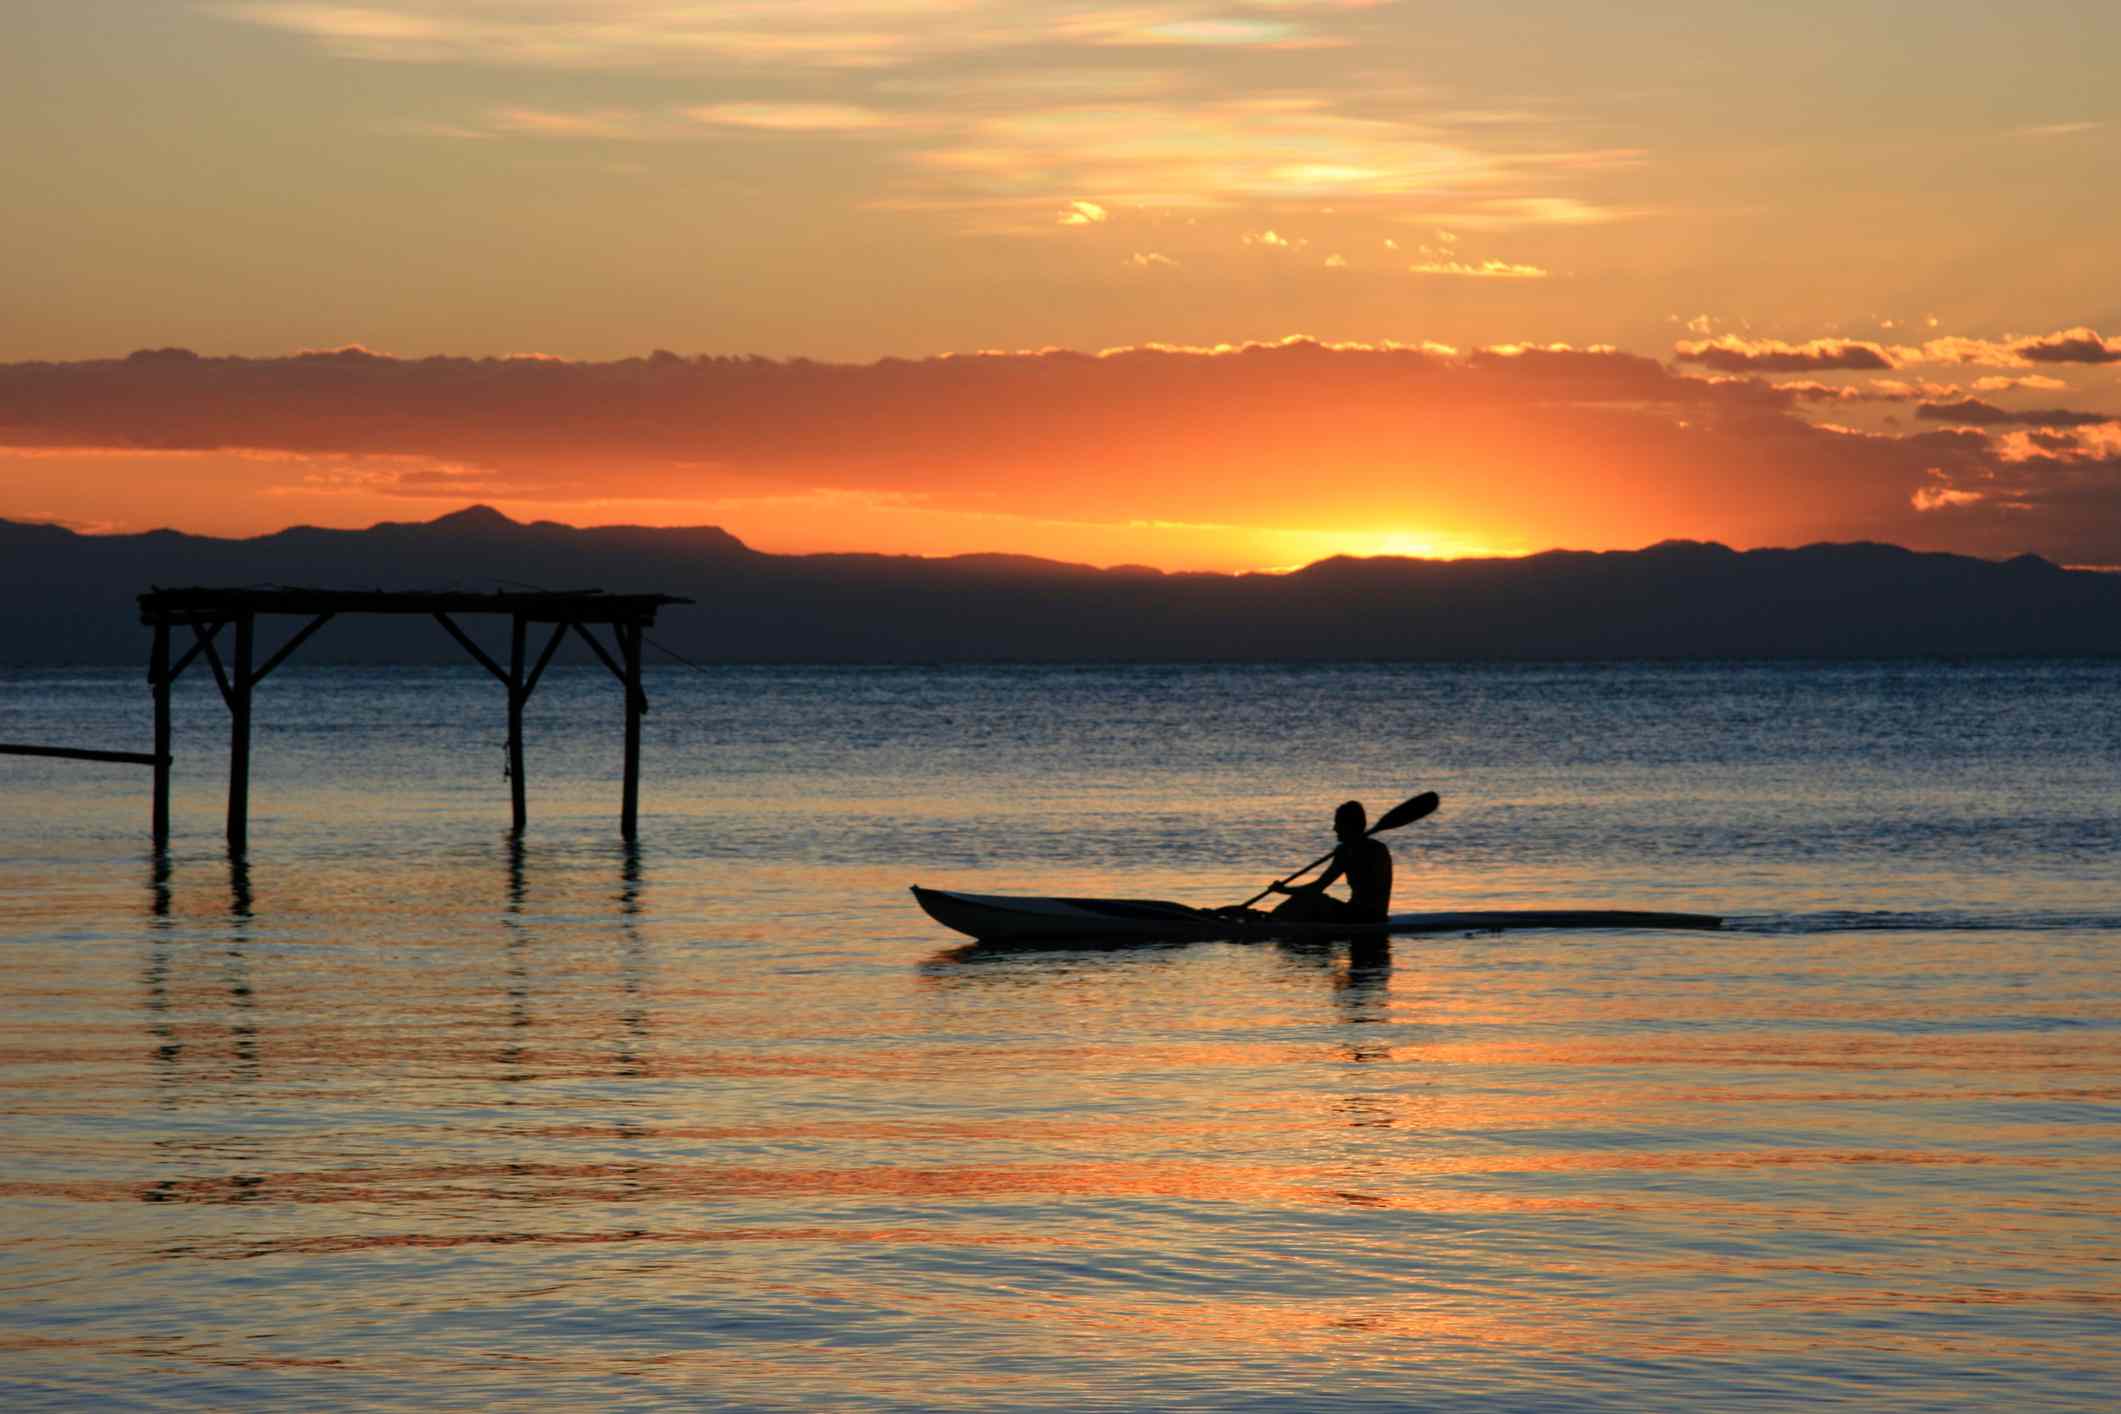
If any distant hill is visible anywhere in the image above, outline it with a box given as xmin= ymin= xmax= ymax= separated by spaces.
xmin=4 ymin=507 xmax=2118 ymax=663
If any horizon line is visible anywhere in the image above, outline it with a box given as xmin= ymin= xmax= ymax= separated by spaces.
xmin=6 ymin=501 xmax=2096 ymax=576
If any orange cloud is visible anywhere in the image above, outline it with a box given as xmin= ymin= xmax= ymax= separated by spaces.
xmin=6 ymin=340 xmax=2120 ymax=564
xmin=1770 ymin=379 xmax=1958 ymax=403
xmin=1674 ymin=337 xmax=1895 ymax=373
xmin=1915 ymin=398 xmax=2113 ymax=428
xmin=1973 ymin=374 xmax=2068 ymax=392
xmin=2014 ymin=327 xmax=2121 ymax=365
xmin=1913 ymin=484 xmax=1985 ymax=511
xmin=1685 ymin=328 xmax=2120 ymax=376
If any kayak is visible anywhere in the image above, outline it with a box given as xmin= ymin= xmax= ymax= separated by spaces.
xmin=911 ymin=885 xmax=1722 ymax=944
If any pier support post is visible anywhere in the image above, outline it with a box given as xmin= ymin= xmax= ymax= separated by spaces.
xmin=508 ymin=613 xmax=528 ymax=835
xmin=227 ymin=613 xmax=254 ymax=852
xmin=151 ymin=621 xmax=171 ymax=845
xmin=621 ymin=620 xmax=642 ymax=841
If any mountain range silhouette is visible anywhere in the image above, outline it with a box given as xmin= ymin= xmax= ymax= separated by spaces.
xmin=5 ymin=507 xmax=2117 ymax=663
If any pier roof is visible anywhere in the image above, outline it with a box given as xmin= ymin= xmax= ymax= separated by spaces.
xmin=138 ymin=586 xmax=690 ymax=625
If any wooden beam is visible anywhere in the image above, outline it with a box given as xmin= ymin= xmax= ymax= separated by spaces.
xmin=569 ymin=620 xmax=650 ymax=715
xmin=249 ymin=612 xmax=335 ymax=688
xmin=520 ymin=620 xmax=568 ymax=702
xmin=507 ymin=613 xmax=527 ymax=835
xmin=433 ymin=612 xmax=510 ymax=686
xmin=0 ymin=743 xmax=168 ymax=767
xmin=227 ymin=613 xmax=254 ymax=853
xmin=142 ymin=587 xmax=689 ymax=623
xmin=164 ymin=624 xmax=217 ymax=686
xmin=569 ymin=619 xmax=626 ymax=687
xmin=194 ymin=620 xmax=234 ymax=709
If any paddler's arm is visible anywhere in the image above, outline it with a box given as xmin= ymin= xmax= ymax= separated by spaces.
xmin=1269 ymin=849 xmax=1347 ymax=896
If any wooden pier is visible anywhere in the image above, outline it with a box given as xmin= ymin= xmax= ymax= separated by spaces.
xmin=134 ymin=587 xmax=690 ymax=850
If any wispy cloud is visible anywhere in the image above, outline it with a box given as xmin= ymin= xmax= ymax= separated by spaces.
xmin=1419 ymin=196 xmax=1630 ymax=229
xmin=684 ymin=103 xmax=901 ymax=132
xmin=1124 ymin=17 xmax=1315 ymax=48
xmin=2005 ymin=120 xmax=2103 ymax=139
xmin=488 ymin=107 xmax=645 ymax=139
xmin=1411 ymin=258 xmax=1548 ymax=279
xmin=224 ymin=2 xmax=935 ymax=70
xmin=219 ymin=3 xmax=1639 ymax=231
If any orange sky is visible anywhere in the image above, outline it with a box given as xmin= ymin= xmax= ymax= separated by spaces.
xmin=5 ymin=337 xmax=2119 ymax=568
xmin=4 ymin=2 xmax=2117 ymax=568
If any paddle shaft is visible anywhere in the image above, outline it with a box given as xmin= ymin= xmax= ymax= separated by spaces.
xmin=1234 ymin=791 xmax=1438 ymax=910
xmin=1235 ymin=848 xmax=1341 ymax=910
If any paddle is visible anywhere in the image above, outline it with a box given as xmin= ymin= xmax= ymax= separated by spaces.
xmin=1231 ymin=790 xmax=1440 ymax=911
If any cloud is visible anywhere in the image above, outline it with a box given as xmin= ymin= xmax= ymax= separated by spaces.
xmin=1905 ymin=419 xmax=2121 ymax=550
xmin=1058 ymin=200 xmax=1108 ymax=226
xmin=1411 ymin=258 xmax=1548 ymax=279
xmin=487 ymin=107 xmax=633 ymax=138
xmin=10 ymin=339 xmax=2121 ymax=562
xmin=1770 ymin=379 xmax=1957 ymax=404
xmin=1130 ymin=18 xmax=1312 ymax=48
xmin=1913 ymin=483 xmax=1985 ymax=511
xmin=1915 ymin=398 xmax=2116 ymax=428
xmin=224 ymin=2 xmax=930 ymax=70
xmin=1888 ymin=335 xmax=2030 ymax=367
xmin=1421 ymin=196 xmax=1629 ymax=228
xmin=1973 ymin=374 xmax=2069 ymax=392
xmin=2006 ymin=121 xmax=2104 ymax=139
xmin=1865 ymin=378 xmax=1963 ymax=400
xmin=1688 ymin=328 xmax=2119 ymax=375
xmin=901 ymin=98 xmax=1536 ymax=215
xmin=1674 ymin=337 xmax=1895 ymax=373
xmin=1244 ymin=230 xmax=1293 ymax=247
xmin=1126 ymin=251 xmax=1177 ymax=268
xmin=1877 ymin=329 xmax=2120 ymax=369
xmin=2013 ymin=327 xmax=2121 ymax=365
xmin=223 ymin=4 xmax=1644 ymax=234
xmin=684 ymin=103 xmax=899 ymax=132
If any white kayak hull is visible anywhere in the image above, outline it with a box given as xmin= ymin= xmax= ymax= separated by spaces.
xmin=911 ymin=886 xmax=1721 ymax=944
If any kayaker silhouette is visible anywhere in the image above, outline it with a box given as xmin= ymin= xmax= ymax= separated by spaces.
xmin=1267 ymin=800 xmax=1393 ymax=924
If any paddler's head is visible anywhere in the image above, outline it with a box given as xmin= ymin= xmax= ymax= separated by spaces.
xmin=1334 ymin=800 xmax=1366 ymax=842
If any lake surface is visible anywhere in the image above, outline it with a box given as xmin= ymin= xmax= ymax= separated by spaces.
xmin=3 ymin=660 xmax=2117 ymax=1409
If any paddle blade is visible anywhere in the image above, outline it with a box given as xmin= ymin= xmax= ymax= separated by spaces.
xmin=1369 ymin=790 xmax=1440 ymax=834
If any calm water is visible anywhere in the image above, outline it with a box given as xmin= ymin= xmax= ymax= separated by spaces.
xmin=3 ymin=661 xmax=2117 ymax=1409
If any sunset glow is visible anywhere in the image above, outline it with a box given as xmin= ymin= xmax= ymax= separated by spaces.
xmin=2 ymin=2 xmax=2116 ymax=567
